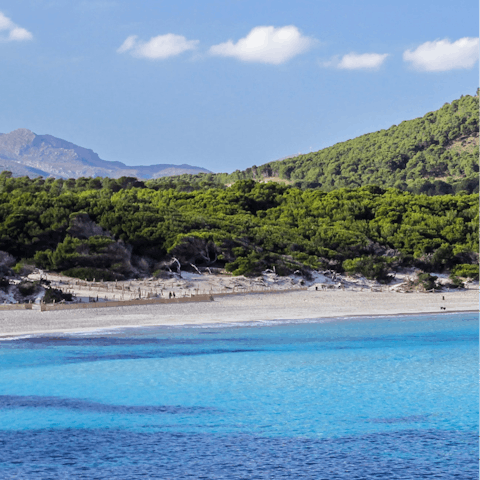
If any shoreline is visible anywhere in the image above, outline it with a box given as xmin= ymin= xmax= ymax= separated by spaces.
xmin=1 ymin=309 xmax=477 ymax=341
xmin=0 ymin=289 xmax=477 ymax=339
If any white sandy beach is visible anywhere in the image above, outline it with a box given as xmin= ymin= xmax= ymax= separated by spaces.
xmin=0 ymin=288 xmax=477 ymax=338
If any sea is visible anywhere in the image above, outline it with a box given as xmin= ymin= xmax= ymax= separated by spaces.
xmin=0 ymin=312 xmax=477 ymax=479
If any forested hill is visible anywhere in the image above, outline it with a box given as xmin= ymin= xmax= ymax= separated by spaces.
xmin=149 ymin=92 xmax=479 ymax=195
xmin=267 ymin=93 xmax=479 ymax=193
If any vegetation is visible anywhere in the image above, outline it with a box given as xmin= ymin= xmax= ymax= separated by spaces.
xmin=451 ymin=263 xmax=479 ymax=280
xmin=417 ymin=273 xmax=439 ymax=291
xmin=61 ymin=267 xmax=118 ymax=281
xmin=149 ymin=93 xmax=479 ymax=196
xmin=270 ymin=94 xmax=479 ymax=194
xmin=17 ymin=280 xmax=39 ymax=297
xmin=342 ymin=256 xmax=394 ymax=284
xmin=43 ymin=287 xmax=73 ymax=303
xmin=447 ymin=275 xmax=465 ymax=289
xmin=0 ymin=93 xmax=477 ymax=281
xmin=0 ymin=173 xmax=476 ymax=279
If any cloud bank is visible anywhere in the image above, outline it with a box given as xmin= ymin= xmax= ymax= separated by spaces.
xmin=209 ymin=25 xmax=314 ymax=64
xmin=0 ymin=12 xmax=33 ymax=41
xmin=117 ymin=34 xmax=199 ymax=60
xmin=403 ymin=37 xmax=479 ymax=71
xmin=323 ymin=52 xmax=389 ymax=70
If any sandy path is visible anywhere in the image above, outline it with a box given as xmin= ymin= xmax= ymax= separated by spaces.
xmin=0 ymin=289 xmax=477 ymax=338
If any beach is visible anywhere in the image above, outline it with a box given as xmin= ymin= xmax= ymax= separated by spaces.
xmin=0 ymin=288 xmax=477 ymax=338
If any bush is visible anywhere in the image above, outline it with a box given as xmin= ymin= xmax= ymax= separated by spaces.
xmin=430 ymin=244 xmax=455 ymax=272
xmin=342 ymin=256 xmax=394 ymax=283
xmin=225 ymin=254 xmax=263 ymax=277
xmin=17 ymin=281 xmax=38 ymax=297
xmin=446 ymin=275 xmax=465 ymax=289
xmin=451 ymin=264 xmax=479 ymax=280
xmin=34 ymin=250 xmax=53 ymax=269
xmin=417 ymin=273 xmax=438 ymax=290
xmin=43 ymin=288 xmax=73 ymax=303
xmin=62 ymin=267 xmax=117 ymax=282
xmin=12 ymin=260 xmax=35 ymax=276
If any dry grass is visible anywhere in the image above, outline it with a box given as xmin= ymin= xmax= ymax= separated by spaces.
xmin=258 ymin=176 xmax=294 ymax=185
xmin=225 ymin=177 xmax=293 ymax=188
xmin=446 ymin=134 xmax=478 ymax=154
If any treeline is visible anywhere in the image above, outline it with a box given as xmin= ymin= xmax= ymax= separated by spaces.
xmin=151 ymin=93 xmax=479 ymax=195
xmin=0 ymin=173 xmax=477 ymax=281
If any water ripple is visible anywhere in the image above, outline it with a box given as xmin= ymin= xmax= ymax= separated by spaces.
xmin=0 ymin=395 xmax=215 ymax=415
xmin=0 ymin=428 xmax=476 ymax=479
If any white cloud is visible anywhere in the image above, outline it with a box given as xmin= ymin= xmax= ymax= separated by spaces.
xmin=209 ymin=25 xmax=315 ymax=65
xmin=323 ymin=52 xmax=389 ymax=70
xmin=0 ymin=12 xmax=14 ymax=31
xmin=0 ymin=12 xmax=33 ymax=41
xmin=338 ymin=52 xmax=389 ymax=69
xmin=117 ymin=33 xmax=199 ymax=60
xmin=8 ymin=27 xmax=33 ymax=41
xmin=117 ymin=35 xmax=137 ymax=54
xmin=403 ymin=37 xmax=479 ymax=71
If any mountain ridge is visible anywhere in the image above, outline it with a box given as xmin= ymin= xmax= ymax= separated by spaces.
xmin=0 ymin=128 xmax=211 ymax=179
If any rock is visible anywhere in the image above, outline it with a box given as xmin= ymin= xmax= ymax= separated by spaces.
xmin=67 ymin=213 xmax=111 ymax=239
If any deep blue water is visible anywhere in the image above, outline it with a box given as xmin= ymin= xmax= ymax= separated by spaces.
xmin=0 ymin=313 xmax=477 ymax=479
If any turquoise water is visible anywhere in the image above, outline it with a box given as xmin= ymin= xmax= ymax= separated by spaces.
xmin=0 ymin=312 xmax=477 ymax=478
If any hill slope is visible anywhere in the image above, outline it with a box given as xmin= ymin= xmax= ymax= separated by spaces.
xmin=0 ymin=129 xmax=210 ymax=179
xmin=151 ymin=93 xmax=478 ymax=195
xmin=256 ymin=93 xmax=479 ymax=194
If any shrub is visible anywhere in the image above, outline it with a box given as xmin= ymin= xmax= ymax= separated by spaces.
xmin=12 ymin=260 xmax=35 ymax=276
xmin=34 ymin=250 xmax=53 ymax=269
xmin=430 ymin=244 xmax=455 ymax=271
xmin=446 ymin=275 xmax=465 ymax=289
xmin=417 ymin=273 xmax=438 ymax=291
xmin=43 ymin=288 xmax=73 ymax=303
xmin=342 ymin=256 xmax=394 ymax=283
xmin=451 ymin=264 xmax=479 ymax=280
xmin=62 ymin=267 xmax=117 ymax=282
xmin=17 ymin=281 xmax=38 ymax=297
xmin=225 ymin=255 xmax=262 ymax=277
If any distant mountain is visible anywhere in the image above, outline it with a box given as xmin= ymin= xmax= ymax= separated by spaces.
xmin=0 ymin=129 xmax=211 ymax=179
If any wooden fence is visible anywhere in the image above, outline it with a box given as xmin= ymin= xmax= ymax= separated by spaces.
xmin=39 ymin=294 xmax=214 ymax=312
xmin=0 ymin=303 xmax=33 ymax=310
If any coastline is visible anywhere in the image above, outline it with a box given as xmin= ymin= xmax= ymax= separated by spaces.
xmin=0 ymin=289 xmax=477 ymax=339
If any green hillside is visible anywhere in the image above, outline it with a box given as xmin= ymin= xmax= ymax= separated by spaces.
xmin=149 ymin=92 xmax=479 ymax=195
xmin=270 ymin=93 xmax=479 ymax=194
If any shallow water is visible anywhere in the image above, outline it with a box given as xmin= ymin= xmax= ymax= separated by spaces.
xmin=0 ymin=313 xmax=477 ymax=478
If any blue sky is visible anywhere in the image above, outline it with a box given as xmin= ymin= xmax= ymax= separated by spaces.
xmin=0 ymin=0 xmax=478 ymax=173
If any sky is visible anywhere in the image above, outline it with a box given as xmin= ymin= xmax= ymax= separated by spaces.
xmin=0 ymin=0 xmax=478 ymax=173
